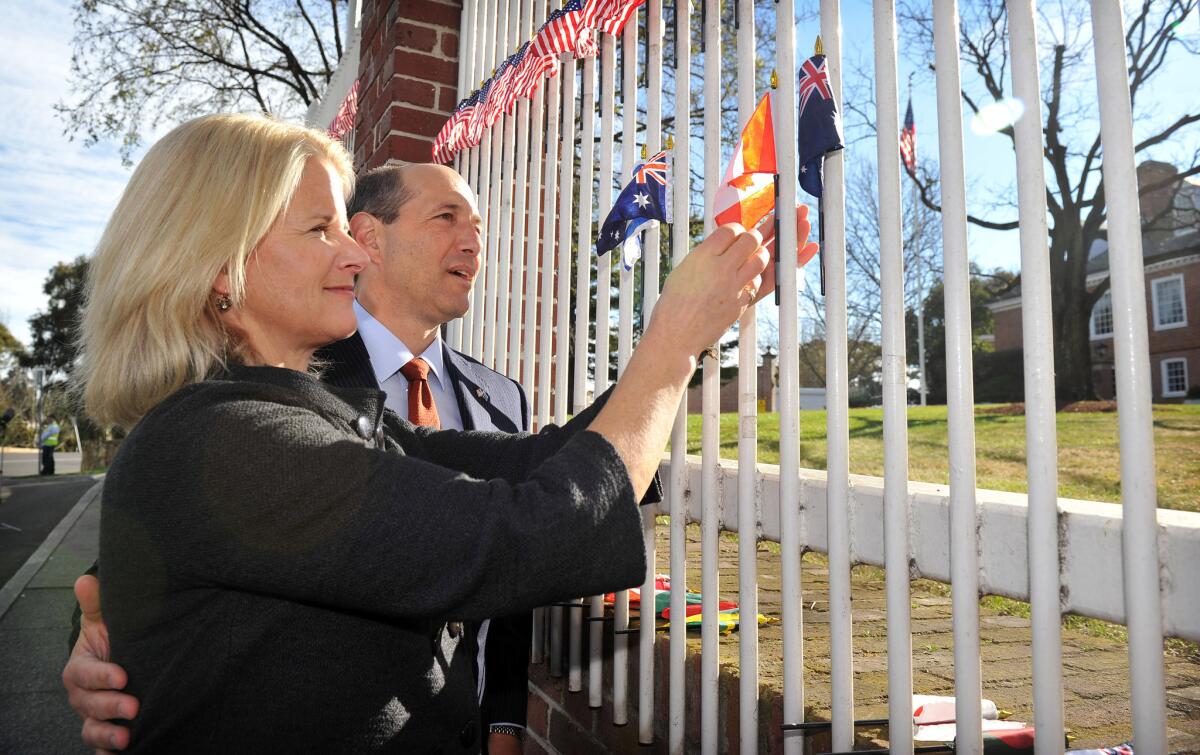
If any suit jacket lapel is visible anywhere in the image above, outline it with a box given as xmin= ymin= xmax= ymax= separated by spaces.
xmin=442 ymin=348 xmax=491 ymax=432
xmin=315 ymin=332 xmax=380 ymax=390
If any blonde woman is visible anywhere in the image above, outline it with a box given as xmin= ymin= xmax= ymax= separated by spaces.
xmin=77 ymin=113 xmax=811 ymax=751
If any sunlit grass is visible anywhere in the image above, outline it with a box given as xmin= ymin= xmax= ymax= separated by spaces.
xmin=681 ymin=404 xmax=1200 ymax=512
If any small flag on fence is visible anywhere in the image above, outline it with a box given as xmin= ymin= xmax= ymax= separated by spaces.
xmin=900 ymin=97 xmax=917 ymax=173
xmin=713 ymin=91 xmax=777 ymax=229
xmin=328 ymin=79 xmax=360 ymax=140
xmin=797 ymin=53 xmax=844 ymax=199
xmin=597 ymin=149 xmax=672 ymax=270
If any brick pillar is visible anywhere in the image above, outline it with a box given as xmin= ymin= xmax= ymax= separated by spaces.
xmin=356 ymin=0 xmax=462 ymax=170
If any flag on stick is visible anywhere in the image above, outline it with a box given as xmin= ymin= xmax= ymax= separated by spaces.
xmin=597 ymin=149 xmax=672 ymax=270
xmin=797 ymin=52 xmax=844 ymax=198
xmin=328 ymin=79 xmax=360 ymax=140
xmin=596 ymin=0 xmax=646 ymax=36
xmin=900 ymin=98 xmax=917 ymax=173
xmin=713 ymin=92 xmax=777 ymax=229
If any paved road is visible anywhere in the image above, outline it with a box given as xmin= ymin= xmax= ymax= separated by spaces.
xmin=0 ymin=448 xmax=83 ymax=478
xmin=0 ymin=478 xmax=100 ymax=755
xmin=0 ymin=476 xmax=99 ymax=589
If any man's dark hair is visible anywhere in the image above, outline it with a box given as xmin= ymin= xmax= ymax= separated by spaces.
xmin=348 ymin=163 xmax=416 ymax=224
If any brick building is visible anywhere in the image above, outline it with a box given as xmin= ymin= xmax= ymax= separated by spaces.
xmin=988 ymin=161 xmax=1200 ymax=402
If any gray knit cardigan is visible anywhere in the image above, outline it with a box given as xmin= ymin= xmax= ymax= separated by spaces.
xmin=99 ymin=365 xmax=645 ymax=753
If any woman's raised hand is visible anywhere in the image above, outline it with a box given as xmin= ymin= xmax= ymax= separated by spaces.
xmin=647 ymin=203 xmax=818 ymax=359
xmin=649 ymin=223 xmax=769 ymax=358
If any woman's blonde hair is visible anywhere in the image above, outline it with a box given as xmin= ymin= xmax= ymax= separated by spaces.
xmin=78 ymin=113 xmax=354 ymax=429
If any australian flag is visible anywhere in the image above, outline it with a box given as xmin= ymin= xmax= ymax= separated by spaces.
xmin=597 ymin=150 xmax=672 ymax=270
xmin=797 ymin=54 xmax=844 ymax=198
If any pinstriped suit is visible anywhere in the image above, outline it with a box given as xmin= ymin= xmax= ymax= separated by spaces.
xmin=317 ymin=332 xmax=533 ymax=742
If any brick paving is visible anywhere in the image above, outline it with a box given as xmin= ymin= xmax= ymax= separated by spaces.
xmin=651 ymin=523 xmax=1200 ymax=753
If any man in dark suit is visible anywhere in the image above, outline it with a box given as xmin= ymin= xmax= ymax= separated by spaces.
xmin=64 ymin=162 xmax=533 ymax=754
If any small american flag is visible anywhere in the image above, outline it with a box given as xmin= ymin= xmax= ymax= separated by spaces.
xmin=597 ymin=0 xmax=644 ymax=36
xmin=532 ymin=0 xmax=585 ymax=58
xmin=327 ymin=79 xmax=360 ymax=140
xmin=900 ymin=98 xmax=916 ymax=173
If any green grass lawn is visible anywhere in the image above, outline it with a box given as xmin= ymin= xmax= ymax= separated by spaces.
xmin=682 ymin=404 xmax=1200 ymax=513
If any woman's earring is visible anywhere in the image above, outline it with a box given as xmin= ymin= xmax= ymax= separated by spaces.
xmin=216 ymin=294 xmax=232 ymax=312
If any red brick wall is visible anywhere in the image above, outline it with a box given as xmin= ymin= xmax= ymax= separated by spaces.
xmin=355 ymin=0 xmax=462 ymax=169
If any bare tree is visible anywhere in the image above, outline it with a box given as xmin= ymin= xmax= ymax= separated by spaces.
xmin=897 ymin=0 xmax=1200 ymax=400
xmin=57 ymin=0 xmax=348 ymax=163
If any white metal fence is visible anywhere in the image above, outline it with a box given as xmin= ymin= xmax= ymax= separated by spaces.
xmin=326 ymin=0 xmax=1200 ymax=752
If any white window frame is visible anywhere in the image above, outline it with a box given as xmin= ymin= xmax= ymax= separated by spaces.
xmin=1090 ymin=289 xmax=1113 ymax=340
xmin=1161 ymin=357 xmax=1188 ymax=399
xmin=1151 ymin=273 xmax=1187 ymax=331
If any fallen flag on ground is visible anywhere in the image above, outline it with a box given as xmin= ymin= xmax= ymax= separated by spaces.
xmin=604 ymin=574 xmax=776 ymax=634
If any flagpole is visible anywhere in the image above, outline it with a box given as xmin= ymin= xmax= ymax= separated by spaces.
xmin=700 ymin=0 xmax=722 ymax=749
xmin=572 ymin=37 xmax=597 ymax=697
xmin=668 ymin=0 xmax=692 ymax=749
xmin=734 ymin=0 xmax=759 ymax=749
xmin=638 ymin=0 xmax=664 ymax=742
xmin=612 ymin=9 xmax=639 ymax=725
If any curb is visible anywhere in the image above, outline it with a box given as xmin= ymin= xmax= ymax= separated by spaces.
xmin=0 ymin=478 xmax=104 ymax=621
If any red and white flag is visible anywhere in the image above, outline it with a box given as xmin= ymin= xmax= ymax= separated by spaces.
xmin=713 ymin=92 xmax=777 ymax=229
xmin=328 ymin=79 xmax=360 ymax=140
xmin=595 ymin=0 xmax=645 ymax=36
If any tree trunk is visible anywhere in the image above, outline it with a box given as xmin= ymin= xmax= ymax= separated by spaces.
xmin=1049 ymin=229 xmax=1095 ymax=403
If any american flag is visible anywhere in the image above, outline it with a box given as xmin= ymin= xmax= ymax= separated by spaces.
xmin=327 ymin=79 xmax=360 ymax=140
xmin=532 ymin=0 xmax=585 ymax=58
xmin=597 ymin=0 xmax=644 ymax=36
xmin=483 ymin=52 xmax=520 ymax=125
xmin=900 ymin=98 xmax=916 ymax=173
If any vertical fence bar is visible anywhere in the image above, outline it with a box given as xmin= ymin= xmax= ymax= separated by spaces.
xmin=873 ymin=2 xmax=914 ymax=751
xmin=668 ymin=0 xmax=691 ymax=750
xmin=733 ymin=0 xmax=759 ymax=751
xmin=612 ymin=10 xmax=639 ymax=726
xmin=775 ymin=1 xmax=803 ymax=753
xmin=524 ymin=6 xmax=548 ymax=427
xmin=818 ymin=0 xmax=854 ymax=749
xmin=534 ymin=0 xmax=555 ymax=433
xmin=493 ymin=7 xmax=521 ymax=375
xmin=932 ymin=4 xmax=984 ymax=750
xmin=700 ymin=1 xmax=721 ymax=750
xmin=507 ymin=1 xmax=534 ymax=386
xmin=471 ymin=0 xmax=500 ymax=362
xmin=1006 ymin=2 xmax=1065 ymax=751
xmin=1090 ymin=1 xmax=1168 ymax=750
xmin=549 ymin=56 xmax=573 ymax=679
xmin=590 ymin=29 xmax=617 ymax=711
xmin=555 ymin=55 xmax=575 ymax=428
xmin=572 ymin=47 xmax=597 ymax=695
xmin=639 ymin=0 xmax=664 ymax=742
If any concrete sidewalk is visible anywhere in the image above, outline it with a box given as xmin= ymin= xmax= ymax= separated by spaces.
xmin=0 ymin=481 xmax=101 ymax=755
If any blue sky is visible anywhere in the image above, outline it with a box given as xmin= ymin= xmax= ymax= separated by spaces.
xmin=0 ymin=1 xmax=1195 ymax=350
xmin=0 ymin=1 xmax=141 ymax=348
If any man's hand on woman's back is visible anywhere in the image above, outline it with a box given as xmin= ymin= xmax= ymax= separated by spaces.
xmin=62 ymin=574 xmax=138 ymax=752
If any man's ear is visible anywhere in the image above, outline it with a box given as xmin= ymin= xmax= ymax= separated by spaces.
xmin=349 ymin=212 xmax=385 ymax=266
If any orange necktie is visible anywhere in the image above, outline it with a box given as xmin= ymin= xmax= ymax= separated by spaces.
xmin=399 ymin=358 xmax=441 ymax=429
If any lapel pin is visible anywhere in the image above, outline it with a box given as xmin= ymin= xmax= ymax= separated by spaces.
xmin=475 ymin=387 xmax=487 ymax=401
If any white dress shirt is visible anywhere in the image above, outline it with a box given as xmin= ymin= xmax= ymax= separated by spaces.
xmin=353 ymin=300 xmax=465 ymax=431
